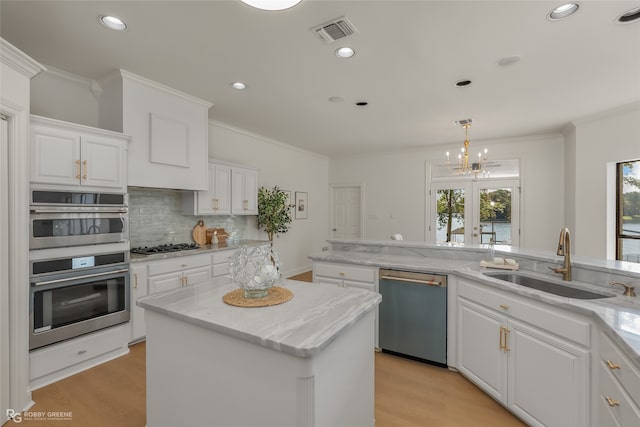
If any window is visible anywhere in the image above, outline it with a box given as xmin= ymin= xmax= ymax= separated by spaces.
xmin=617 ymin=160 xmax=640 ymax=263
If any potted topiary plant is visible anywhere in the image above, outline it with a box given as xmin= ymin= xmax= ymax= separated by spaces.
xmin=257 ymin=186 xmax=294 ymax=243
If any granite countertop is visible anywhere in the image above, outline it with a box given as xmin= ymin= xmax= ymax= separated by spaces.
xmin=310 ymin=249 xmax=640 ymax=368
xmin=137 ymin=277 xmax=381 ymax=358
xmin=130 ymin=239 xmax=269 ymax=263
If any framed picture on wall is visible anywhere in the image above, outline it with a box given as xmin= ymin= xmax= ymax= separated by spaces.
xmin=295 ymin=191 xmax=308 ymax=219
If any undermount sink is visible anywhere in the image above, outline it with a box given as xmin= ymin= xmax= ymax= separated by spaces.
xmin=483 ymin=272 xmax=615 ymax=299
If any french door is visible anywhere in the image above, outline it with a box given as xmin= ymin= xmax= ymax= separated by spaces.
xmin=430 ymin=179 xmax=520 ymax=246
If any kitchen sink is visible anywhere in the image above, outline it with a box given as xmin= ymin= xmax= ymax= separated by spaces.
xmin=483 ymin=272 xmax=615 ymax=299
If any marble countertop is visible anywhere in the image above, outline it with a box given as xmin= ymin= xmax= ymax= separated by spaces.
xmin=310 ymin=249 xmax=640 ymax=368
xmin=130 ymin=240 xmax=269 ymax=263
xmin=137 ymin=277 xmax=381 ymax=358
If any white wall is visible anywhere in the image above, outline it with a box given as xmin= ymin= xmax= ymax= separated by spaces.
xmin=210 ymin=122 xmax=330 ymax=276
xmin=30 ymin=67 xmax=99 ymax=127
xmin=329 ymin=134 xmax=566 ymax=252
xmin=569 ymin=102 xmax=640 ymax=259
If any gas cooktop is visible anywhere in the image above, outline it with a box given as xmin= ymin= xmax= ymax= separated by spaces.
xmin=131 ymin=243 xmax=200 ymax=256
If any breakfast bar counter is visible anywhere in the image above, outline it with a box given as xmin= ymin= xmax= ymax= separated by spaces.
xmin=138 ymin=277 xmax=381 ymax=427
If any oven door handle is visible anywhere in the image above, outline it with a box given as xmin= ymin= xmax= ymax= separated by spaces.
xmin=33 ymin=268 xmax=129 ymax=287
xmin=30 ymin=207 xmax=128 ymax=214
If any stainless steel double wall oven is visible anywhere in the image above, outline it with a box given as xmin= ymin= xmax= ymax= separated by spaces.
xmin=29 ymin=190 xmax=130 ymax=350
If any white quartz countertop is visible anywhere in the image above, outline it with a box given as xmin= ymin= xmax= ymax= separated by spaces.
xmin=137 ymin=277 xmax=381 ymax=358
xmin=310 ymin=248 xmax=640 ymax=368
xmin=130 ymin=240 xmax=268 ymax=263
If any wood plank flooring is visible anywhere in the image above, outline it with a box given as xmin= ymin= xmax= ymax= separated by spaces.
xmin=6 ymin=272 xmax=525 ymax=426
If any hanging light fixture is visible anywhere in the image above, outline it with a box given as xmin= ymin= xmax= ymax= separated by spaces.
xmin=445 ymin=121 xmax=489 ymax=177
xmin=240 ymin=0 xmax=303 ymax=11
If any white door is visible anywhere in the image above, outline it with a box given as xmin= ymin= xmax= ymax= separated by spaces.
xmin=1 ymin=117 xmax=9 ymax=424
xmin=331 ymin=186 xmax=362 ymax=239
xmin=430 ymin=179 xmax=520 ymax=246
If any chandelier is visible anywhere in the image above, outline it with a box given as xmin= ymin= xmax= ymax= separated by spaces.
xmin=445 ymin=121 xmax=489 ymax=177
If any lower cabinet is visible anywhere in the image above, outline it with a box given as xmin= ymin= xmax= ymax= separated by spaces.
xmin=597 ymin=331 xmax=640 ymax=426
xmin=457 ymin=279 xmax=590 ymax=427
xmin=312 ymin=261 xmax=379 ymax=347
xmin=130 ymin=263 xmax=148 ymax=343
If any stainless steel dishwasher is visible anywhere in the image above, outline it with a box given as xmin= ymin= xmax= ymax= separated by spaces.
xmin=378 ymin=269 xmax=447 ymax=366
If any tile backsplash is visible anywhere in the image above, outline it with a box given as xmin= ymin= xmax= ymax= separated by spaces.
xmin=128 ymin=187 xmax=248 ymax=247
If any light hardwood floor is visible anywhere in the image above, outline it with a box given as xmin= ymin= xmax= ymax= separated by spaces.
xmin=7 ymin=272 xmax=525 ymax=426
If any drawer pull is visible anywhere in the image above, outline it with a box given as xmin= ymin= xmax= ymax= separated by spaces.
xmin=499 ymin=304 xmax=509 ymax=310
xmin=606 ymin=396 xmax=620 ymax=407
xmin=181 ymin=264 xmax=187 ymax=267
xmin=339 ymin=272 xmax=345 ymax=276
xmin=606 ymin=360 xmax=621 ymax=370
xmin=77 ymin=350 xmax=87 ymax=355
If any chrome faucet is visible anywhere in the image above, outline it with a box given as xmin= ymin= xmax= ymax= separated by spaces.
xmin=549 ymin=227 xmax=572 ymax=281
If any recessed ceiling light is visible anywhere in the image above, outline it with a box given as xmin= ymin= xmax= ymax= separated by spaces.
xmin=328 ymin=96 xmax=344 ymax=103
xmin=231 ymin=82 xmax=247 ymax=90
xmin=335 ymin=47 xmax=355 ymax=58
xmin=355 ymin=101 xmax=368 ymax=107
xmin=240 ymin=0 xmax=302 ymax=11
xmin=99 ymin=15 xmax=127 ymax=31
xmin=455 ymin=80 xmax=472 ymax=87
xmin=548 ymin=3 xmax=580 ymax=21
xmin=616 ymin=6 xmax=640 ymax=24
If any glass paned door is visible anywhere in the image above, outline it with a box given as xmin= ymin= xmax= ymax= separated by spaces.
xmin=430 ymin=180 xmax=519 ymax=246
xmin=432 ymin=183 xmax=470 ymax=244
xmin=617 ymin=160 xmax=640 ymax=263
xmin=475 ymin=180 xmax=520 ymax=246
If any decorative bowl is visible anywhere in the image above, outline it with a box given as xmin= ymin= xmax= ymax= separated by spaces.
xmin=229 ymin=245 xmax=281 ymax=298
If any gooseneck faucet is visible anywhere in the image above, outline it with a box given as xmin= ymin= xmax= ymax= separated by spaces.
xmin=549 ymin=227 xmax=572 ymax=281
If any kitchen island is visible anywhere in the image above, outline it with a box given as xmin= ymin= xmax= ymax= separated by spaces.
xmin=137 ymin=276 xmax=381 ymax=427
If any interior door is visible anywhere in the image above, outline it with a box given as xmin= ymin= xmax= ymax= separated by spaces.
xmin=1 ymin=116 xmax=9 ymax=424
xmin=331 ymin=186 xmax=362 ymax=239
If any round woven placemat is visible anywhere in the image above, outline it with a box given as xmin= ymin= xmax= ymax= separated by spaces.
xmin=223 ymin=286 xmax=293 ymax=308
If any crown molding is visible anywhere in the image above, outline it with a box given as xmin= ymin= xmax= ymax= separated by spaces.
xmin=100 ymin=69 xmax=213 ymax=108
xmin=209 ymin=119 xmax=329 ymax=161
xmin=40 ymin=65 xmax=103 ymax=100
xmin=0 ymin=38 xmax=46 ymax=79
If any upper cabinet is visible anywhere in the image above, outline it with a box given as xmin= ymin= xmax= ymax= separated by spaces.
xmin=182 ymin=160 xmax=258 ymax=216
xmin=30 ymin=115 xmax=129 ymax=192
xmin=98 ymin=70 xmax=213 ymax=191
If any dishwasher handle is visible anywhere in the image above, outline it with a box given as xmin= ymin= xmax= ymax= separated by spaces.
xmin=379 ymin=274 xmax=444 ymax=287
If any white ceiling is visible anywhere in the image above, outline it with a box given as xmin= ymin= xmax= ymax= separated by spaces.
xmin=1 ymin=1 xmax=639 ymax=157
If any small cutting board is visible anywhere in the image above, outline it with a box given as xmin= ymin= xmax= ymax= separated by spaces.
xmin=192 ymin=220 xmax=207 ymax=246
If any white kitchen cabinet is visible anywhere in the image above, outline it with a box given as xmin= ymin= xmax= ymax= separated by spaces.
xmin=312 ymin=261 xmax=379 ymax=347
xmin=597 ymin=332 xmax=640 ymax=427
xmin=182 ymin=160 xmax=257 ymax=216
xmin=130 ymin=263 xmax=148 ymax=343
xmin=211 ymin=248 xmax=235 ymax=278
xmin=457 ymin=279 xmax=590 ymax=427
xmin=30 ymin=115 xmax=129 ymax=192
xmin=98 ymin=70 xmax=212 ymax=191
xmin=231 ymin=167 xmax=258 ymax=215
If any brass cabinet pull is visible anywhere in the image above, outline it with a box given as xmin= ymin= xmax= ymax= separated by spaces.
xmin=134 ymin=273 xmax=138 ymax=289
xmin=82 ymin=160 xmax=87 ymax=180
xmin=213 ymin=198 xmax=219 ymax=211
xmin=181 ymin=264 xmax=187 ymax=267
xmin=243 ymin=200 xmax=249 ymax=210
xmin=499 ymin=326 xmax=511 ymax=352
xmin=606 ymin=360 xmax=621 ymax=370
xmin=500 ymin=304 xmax=509 ymax=310
xmin=339 ymin=272 xmax=345 ymax=276
xmin=606 ymin=396 xmax=620 ymax=407
xmin=75 ymin=159 xmax=81 ymax=179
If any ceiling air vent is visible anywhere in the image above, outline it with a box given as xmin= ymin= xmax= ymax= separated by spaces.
xmin=312 ymin=17 xmax=357 ymax=44
xmin=454 ymin=118 xmax=473 ymax=127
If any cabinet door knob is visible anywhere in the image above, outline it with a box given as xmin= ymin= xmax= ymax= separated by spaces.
xmin=606 ymin=360 xmax=620 ymax=370
xmin=606 ymin=396 xmax=620 ymax=407
xmin=339 ymin=272 xmax=345 ymax=276
xmin=77 ymin=350 xmax=87 ymax=355
xmin=499 ymin=304 xmax=509 ymax=310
